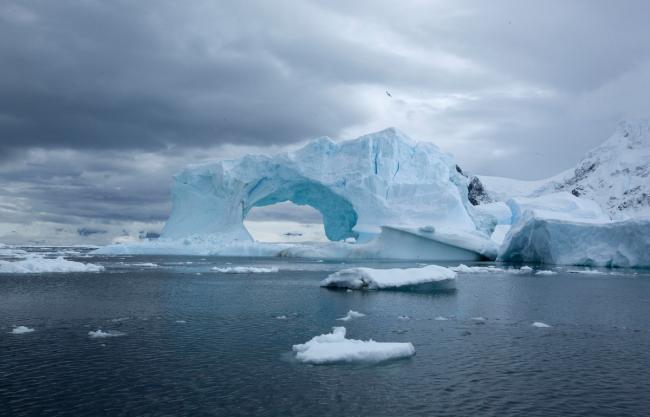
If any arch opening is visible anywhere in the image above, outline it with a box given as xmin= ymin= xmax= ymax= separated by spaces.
xmin=243 ymin=179 xmax=359 ymax=242
xmin=244 ymin=202 xmax=327 ymax=242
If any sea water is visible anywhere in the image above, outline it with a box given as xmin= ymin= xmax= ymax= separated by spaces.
xmin=1 ymin=248 xmax=650 ymax=416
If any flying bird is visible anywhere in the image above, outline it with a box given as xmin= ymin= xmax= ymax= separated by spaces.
xmin=385 ymin=90 xmax=392 ymax=98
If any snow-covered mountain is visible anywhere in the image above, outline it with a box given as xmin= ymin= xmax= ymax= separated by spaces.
xmin=480 ymin=120 xmax=650 ymax=219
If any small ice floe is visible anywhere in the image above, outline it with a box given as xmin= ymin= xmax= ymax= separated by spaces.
xmin=175 ymin=320 xmax=187 ymax=324
xmin=321 ymin=265 xmax=456 ymax=292
xmin=398 ymin=315 xmax=411 ymax=320
xmin=110 ymin=317 xmax=130 ymax=323
xmin=434 ymin=316 xmax=448 ymax=321
xmin=450 ymin=264 xmax=536 ymax=275
xmin=88 ymin=329 xmax=126 ymax=338
xmin=275 ymin=315 xmax=288 ymax=320
xmin=532 ymin=321 xmax=552 ymax=328
xmin=450 ymin=264 xmax=504 ymax=273
xmin=535 ymin=270 xmax=558 ymax=276
xmin=212 ymin=266 xmax=279 ymax=274
xmin=11 ymin=326 xmax=35 ymax=334
xmin=0 ymin=255 xmax=104 ymax=273
xmin=337 ymin=310 xmax=366 ymax=322
xmin=470 ymin=317 xmax=486 ymax=322
xmin=568 ymin=269 xmax=606 ymax=275
xmin=133 ymin=262 xmax=159 ymax=267
xmin=292 ymin=327 xmax=415 ymax=364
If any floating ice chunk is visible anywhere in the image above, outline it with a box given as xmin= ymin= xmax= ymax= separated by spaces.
xmin=0 ymin=256 xmax=104 ymax=273
xmin=535 ymin=270 xmax=557 ymax=276
xmin=450 ymin=264 xmax=505 ymax=273
xmin=211 ymin=266 xmax=279 ymax=273
xmin=133 ymin=262 xmax=159 ymax=267
xmin=470 ymin=317 xmax=486 ymax=322
xmin=434 ymin=316 xmax=448 ymax=321
xmin=337 ymin=310 xmax=366 ymax=322
xmin=11 ymin=326 xmax=35 ymax=334
xmin=532 ymin=321 xmax=551 ymax=328
xmin=292 ymin=327 xmax=415 ymax=364
xmin=568 ymin=269 xmax=606 ymax=275
xmin=450 ymin=264 xmax=534 ymax=274
xmin=321 ymin=265 xmax=456 ymax=291
xmin=110 ymin=317 xmax=130 ymax=323
xmin=398 ymin=315 xmax=411 ymax=320
xmin=88 ymin=329 xmax=126 ymax=338
xmin=275 ymin=315 xmax=288 ymax=320
xmin=175 ymin=320 xmax=187 ymax=324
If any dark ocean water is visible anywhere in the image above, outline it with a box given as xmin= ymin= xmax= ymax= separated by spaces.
xmin=2 ymin=251 xmax=650 ymax=416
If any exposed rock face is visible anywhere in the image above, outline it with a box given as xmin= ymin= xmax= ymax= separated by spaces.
xmin=467 ymin=176 xmax=492 ymax=206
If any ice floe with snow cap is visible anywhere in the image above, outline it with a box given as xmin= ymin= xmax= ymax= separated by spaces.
xmin=321 ymin=265 xmax=456 ymax=292
xmin=292 ymin=327 xmax=415 ymax=364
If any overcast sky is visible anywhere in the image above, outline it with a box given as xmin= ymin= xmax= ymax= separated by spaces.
xmin=1 ymin=0 xmax=649 ymax=244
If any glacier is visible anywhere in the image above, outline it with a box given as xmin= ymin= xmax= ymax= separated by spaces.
xmin=98 ymin=128 xmax=497 ymax=261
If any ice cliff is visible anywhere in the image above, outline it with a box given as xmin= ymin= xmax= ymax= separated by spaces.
xmin=162 ymin=127 xmax=486 ymax=243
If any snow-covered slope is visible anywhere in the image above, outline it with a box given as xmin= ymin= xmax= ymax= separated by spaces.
xmin=480 ymin=120 xmax=650 ymax=219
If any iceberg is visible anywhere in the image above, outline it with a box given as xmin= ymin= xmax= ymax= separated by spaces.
xmin=97 ymin=128 xmax=496 ymax=261
xmin=292 ymin=326 xmax=415 ymax=364
xmin=320 ymin=265 xmax=456 ymax=291
xmin=498 ymin=212 xmax=650 ymax=267
xmin=0 ymin=255 xmax=104 ymax=273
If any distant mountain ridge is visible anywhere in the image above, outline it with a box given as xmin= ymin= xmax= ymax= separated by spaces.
xmin=479 ymin=120 xmax=650 ymax=219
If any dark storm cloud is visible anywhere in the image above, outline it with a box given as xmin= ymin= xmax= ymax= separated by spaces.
xmin=1 ymin=0 xmax=650 ymax=243
xmin=0 ymin=0 xmax=368 ymax=152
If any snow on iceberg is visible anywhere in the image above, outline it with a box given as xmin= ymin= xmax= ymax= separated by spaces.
xmin=97 ymin=128 xmax=497 ymax=261
xmin=0 ymin=255 xmax=104 ymax=273
xmin=11 ymin=326 xmax=35 ymax=334
xmin=292 ymin=326 xmax=415 ymax=364
xmin=507 ymin=192 xmax=611 ymax=225
xmin=211 ymin=266 xmax=279 ymax=273
xmin=337 ymin=310 xmax=366 ymax=321
xmin=321 ymin=265 xmax=456 ymax=292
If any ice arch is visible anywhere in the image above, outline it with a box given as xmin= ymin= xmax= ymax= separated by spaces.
xmin=161 ymin=128 xmax=483 ymax=243
xmin=243 ymin=178 xmax=358 ymax=241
